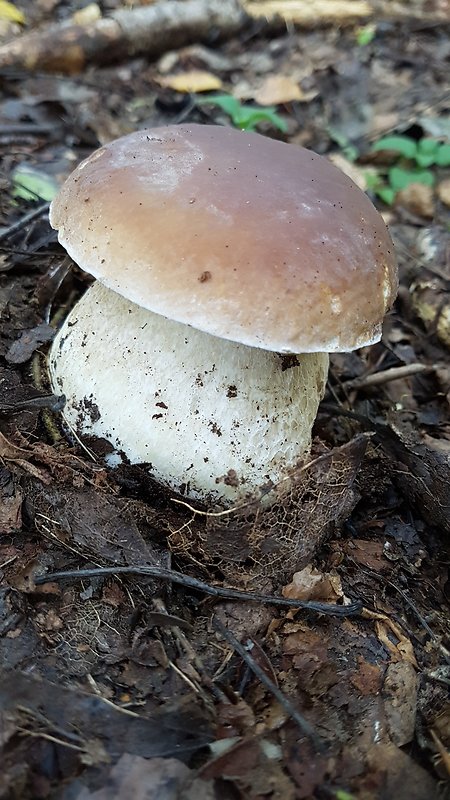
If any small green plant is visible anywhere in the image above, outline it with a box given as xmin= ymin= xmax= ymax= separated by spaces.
xmin=196 ymin=94 xmax=287 ymax=133
xmin=367 ymin=134 xmax=450 ymax=204
xmin=327 ymin=125 xmax=359 ymax=162
xmin=355 ymin=23 xmax=376 ymax=46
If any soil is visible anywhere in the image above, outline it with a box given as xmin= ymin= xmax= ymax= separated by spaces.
xmin=0 ymin=1 xmax=449 ymax=798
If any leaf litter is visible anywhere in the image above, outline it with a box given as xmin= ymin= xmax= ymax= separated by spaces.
xmin=0 ymin=1 xmax=449 ymax=797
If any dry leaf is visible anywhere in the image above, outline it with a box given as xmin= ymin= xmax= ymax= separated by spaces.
xmin=254 ymin=75 xmax=304 ymax=105
xmin=282 ymin=564 xmax=344 ymax=604
xmin=364 ymin=609 xmax=418 ymax=668
xmin=396 ymin=182 xmax=435 ymax=219
xmin=156 ymin=70 xmax=222 ymax=93
xmin=383 ymin=662 xmax=418 ymax=746
xmin=328 ymin=153 xmax=368 ymax=191
xmin=437 ymin=178 xmax=450 ymax=208
xmin=71 ymin=3 xmax=101 ymax=25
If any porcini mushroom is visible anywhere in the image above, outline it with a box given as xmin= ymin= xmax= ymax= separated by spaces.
xmin=48 ymin=125 xmax=397 ymax=504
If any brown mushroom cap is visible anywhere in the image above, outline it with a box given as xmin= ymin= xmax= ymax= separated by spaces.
xmin=50 ymin=124 xmax=397 ymax=353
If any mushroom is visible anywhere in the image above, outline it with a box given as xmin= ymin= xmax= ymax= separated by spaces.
xmin=48 ymin=125 xmax=397 ymax=505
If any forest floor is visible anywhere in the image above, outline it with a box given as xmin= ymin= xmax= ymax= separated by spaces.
xmin=0 ymin=1 xmax=449 ymax=798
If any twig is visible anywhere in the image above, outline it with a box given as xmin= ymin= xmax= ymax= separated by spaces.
xmin=0 ymin=0 xmax=245 ymax=74
xmin=343 ymin=362 xmax=435 ymax=391
xmin=212 ymin=616 xmax=326 ymax=751
xmin=0 ymin=202 xmax=50 ymax=242
xmin=0 ymin=393 xmax=65 ymax=415
xmin=0 ymin=124 xmax=55 ymax=136
xmin=34 ymin=565 xmax=363 ymax=618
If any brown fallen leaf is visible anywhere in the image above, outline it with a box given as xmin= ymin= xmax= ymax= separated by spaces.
xmin=363 ymin=609 xmax=418 ymax=668
xmin=410 ymin=278 xmax=450 ymax=349
xmin=383 ymin=662 xmax=418 ymax=746
xmin=437 ymin=178 xmax=450 ymax=208
xmin=430 ymin=729 xmax=450 ymax=778
xmin=156 ymin=69 xmax=222 ymax=93
xmin=396 ymin=182 xmax=435 ymax=219
xmin=379 ymin=417 xmax=450 ymax=534
xmin=200 ymin=737 xmax=297 ymax=799
xmin=29 ymin=483 xmax=163 ymax=569
xmin=343 ymin=539 xmax=390 ymax=571
xmin=0 ymin=467 xmax=22 ymax=534
xmin=282 ymin=564 xmax=344 ymax=604
xmin=253 ymin=75 xmax=305 ymax=105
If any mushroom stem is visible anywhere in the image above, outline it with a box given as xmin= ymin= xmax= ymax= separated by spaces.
xmin=49 ymin=282 xmax=329 ymax=505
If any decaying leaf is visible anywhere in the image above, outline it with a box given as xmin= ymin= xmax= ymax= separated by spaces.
xmin=364 ymin=609 xmax=418 ymax=668
xmin=383 ymin=662 xmax=418 ymax=746
xmin=171 ymin=434 xmax=369 ymax=582
xmin=0 ymin=672 xmax=212 ymax=761
xmin=6 ymin=323 xmax=55 ymax=364
xmin=29 ymin=483 xmax=163 ymax=569
xmin=376 ymin=419 xmax=450 ymax=535
xmin=73 ymin=754 xmax=216 ymax=799
xmin=0 ymin=467 xmax=22 ymax=534
xmin=282 ymin=565 xmax=345 ymax=604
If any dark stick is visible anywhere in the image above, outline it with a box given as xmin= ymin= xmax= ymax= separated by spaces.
xmin=0 ymin=202 xmax=50 ymax=242
xmin=34 ymin=565 xmax=363 ymax=617
xmin=0 ymin=393 xmax=65 ymax=414
xmin=212 ymin=616 xmax=326 ymax=752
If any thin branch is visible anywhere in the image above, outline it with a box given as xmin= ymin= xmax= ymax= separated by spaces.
xmin=34 ymin=565 xmax=363 ymax=618
xmin=0 ymin=393 xmax=65 ymax=415
xmin=0 ymin=202 xmax=50 ymax=242
xmin=212 ymin=616 xmax=326 ymax=752
xmin=344 ymin=362 xmax=435 ymax=390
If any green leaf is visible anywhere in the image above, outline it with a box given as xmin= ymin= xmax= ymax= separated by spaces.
xmin=356 ymin=23 xmax=376 ymax=46
xmin=372 ymin=136 xmax=417 ymax=159
xmin=375 ymin=185 xmax=396 ymax=205
xmin=335 ymin=791 xmax=356 ymax=800
xmin=364 ymin=171 xmax=395 ymax=204
xmin=327 ymin=126 xmax=359 ymax=162
xmin=435 ymin=143 xmax=450 ymax=166
xmin=237 ymin=107 xmax=287 ymax=133
xmin=415 ymin=153 xmax=437 ymax=168
xmin=417 ymin=138 xmax=440 ymax=156
xmin=415 ymin=138 xmax=440 ymax=167
xmin=388 ymin=166 xmax=434 ymax=192
xmin=196 ymin=94 xmax=287 ymax=133
xmin=197 ymin=94 xmax=241 ymax=116
xmin=12 ymin=166 xmax=58 ymax=202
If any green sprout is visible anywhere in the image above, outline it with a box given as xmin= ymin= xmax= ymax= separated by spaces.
xmin=366 ymin=134 xmax=450 ymax=205
xmin=196 ymin=94 xmax=287 ymax=133
xmin=327 ymin=125 xmax=359 ymax=162
xmin=355 ymin=23 xmax=376 ymax=46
